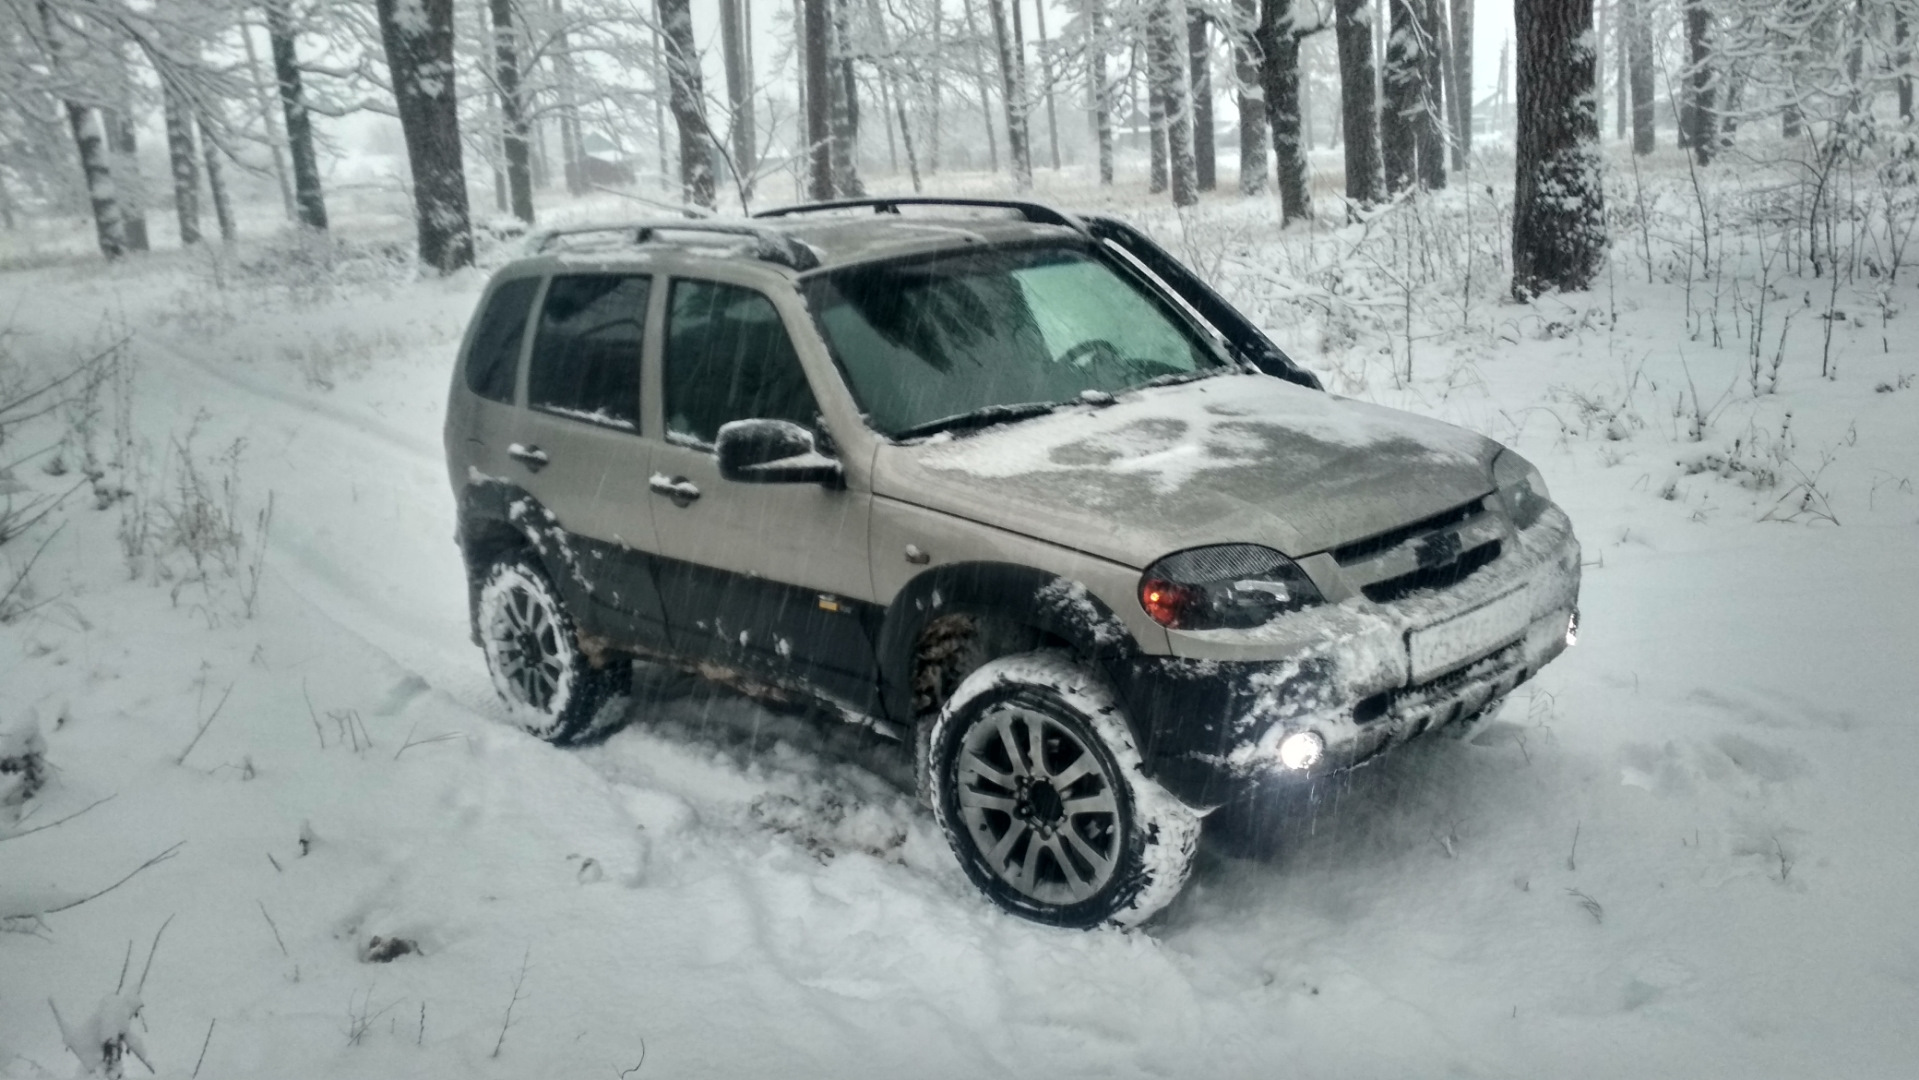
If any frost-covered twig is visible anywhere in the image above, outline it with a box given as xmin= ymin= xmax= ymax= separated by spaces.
xmin=137 ymin=914 xmax=175 ymax=993
xmin=491 ymin=946 xmax=531 ymax=1058
xmin=0 ymin=794 xmax=114 ymax=844
xmin=192 ymin=1018 xmax=215 ymax=1078
xmin=37 ymin=842 xmax=185 ymax=916
xmin=257 ymin=901 xmax=289 ymax=958
xmin=393 ymin=723 xmax=464 ymax=760
xmin=175 ymin=682 xmax=236 ymax=766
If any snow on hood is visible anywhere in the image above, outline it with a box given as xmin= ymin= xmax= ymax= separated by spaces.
xmin=873 ymin=374 xmax=1500 ymax=565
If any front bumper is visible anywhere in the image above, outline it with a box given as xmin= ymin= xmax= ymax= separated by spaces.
xmin=1112 ymin=508 xmax=1581 ymax=809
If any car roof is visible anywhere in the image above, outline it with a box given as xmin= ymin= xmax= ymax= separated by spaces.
xmin=509 ymin=199 xmax=1094 ymax=279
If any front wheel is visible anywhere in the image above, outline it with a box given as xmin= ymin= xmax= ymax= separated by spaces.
xmin=475 ymin=554 xmax=628 ymax=744
xmin=929 ymin=652 xmax=1200 ymax=929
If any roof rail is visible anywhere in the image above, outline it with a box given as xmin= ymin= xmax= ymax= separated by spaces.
xmin=752 ymin=197 xmax=1088 ymax=234
xmin=532 ymin=220 xmax=820 ymax=271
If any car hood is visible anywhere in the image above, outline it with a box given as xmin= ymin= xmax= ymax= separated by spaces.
xmin=871 ymin=374 xmax=1501 ymax=566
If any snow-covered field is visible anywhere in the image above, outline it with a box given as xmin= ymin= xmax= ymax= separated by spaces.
xmin=4 ymin=157 xmax=1918 ymax=1078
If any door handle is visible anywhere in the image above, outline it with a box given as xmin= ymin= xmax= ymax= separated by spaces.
xmin=648 ymin=473 xmax=701 ymax=508
xmin=507 ymin=443 xmax=549 ymax=472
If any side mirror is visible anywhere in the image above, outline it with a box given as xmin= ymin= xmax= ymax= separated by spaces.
xmin=715 ymin=419 xmax=845 ymax=487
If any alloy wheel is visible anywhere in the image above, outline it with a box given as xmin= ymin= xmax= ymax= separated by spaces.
xmin=954 ymin=703 xmax=1123 ymax=906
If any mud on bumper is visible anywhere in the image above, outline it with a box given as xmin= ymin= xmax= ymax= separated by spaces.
xmin=1112 ymin=519 xmax=1580 ymax=811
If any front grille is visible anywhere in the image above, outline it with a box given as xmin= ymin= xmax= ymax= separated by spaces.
xmin=1361 ymin=540 xmax=1502 ymax=603
xmin=1333 ymin=498 xmax=1485 ymax=564
xmin=1354 ymin=642 xmax=1526 ymax=725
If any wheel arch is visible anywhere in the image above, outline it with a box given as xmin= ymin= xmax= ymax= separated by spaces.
xmin=456 ymin=480 xmax=574 ymax=640
xmin=876 ymin=561 xmax=1145 ymax=730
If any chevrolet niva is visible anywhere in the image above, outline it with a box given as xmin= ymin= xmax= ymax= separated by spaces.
xmin=443 ymin=198 xmax=1580 ymax=929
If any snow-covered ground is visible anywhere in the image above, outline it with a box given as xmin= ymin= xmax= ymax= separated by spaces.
xmin=4 ymin=157 xmax=1918 ymax=1077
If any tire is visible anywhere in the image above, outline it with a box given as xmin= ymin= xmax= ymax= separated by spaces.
xmin=929 ymin=651 xmax=1201 ymax=929
xmin=475 ymin=554 xmax=629 ymax=744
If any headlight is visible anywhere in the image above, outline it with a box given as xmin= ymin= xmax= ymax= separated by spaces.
xmin=1493 ymin=450 xmax=1552 ymax=531
xmin=1138 ymin=544 xmax=1324 ymax=630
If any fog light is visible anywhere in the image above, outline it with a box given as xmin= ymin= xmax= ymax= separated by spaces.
xmin=1277 ymin=731 xmax=1325 ymax=771
xmin=1566 ymin=609 xmax=1579 ymax=647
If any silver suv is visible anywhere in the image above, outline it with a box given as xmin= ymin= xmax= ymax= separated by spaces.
xmin=442 ymin=198 xmax=1580 ymax=928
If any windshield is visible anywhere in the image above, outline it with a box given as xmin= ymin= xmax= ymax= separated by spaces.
xmin=803 ymin=244 xmax=1224 ymax=437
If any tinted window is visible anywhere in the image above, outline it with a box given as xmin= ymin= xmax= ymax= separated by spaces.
xmin=528 ymin=274 xmax=650 ymax=430
xmin=804 ymin=246 xmax=1218 ymax=437
xmin=664 ymin=280 xmax=819 ymax=446
xmin=464 ymin=277 xmax=538 ymax=403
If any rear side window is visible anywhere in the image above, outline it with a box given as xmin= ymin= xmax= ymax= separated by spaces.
xmin=528 ymin=274 xmax=651 ymax=430
xmin=464 ymin=277 xmax=538 ymax=403
xmin=664 ymin=280 xmax=819 ymax=446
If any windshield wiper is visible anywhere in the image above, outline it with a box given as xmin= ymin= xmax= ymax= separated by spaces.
xmin=1138 ymin=367 xmax=1231 ymax=390
xmin=890 ymin=401 xmax=1062 ymax=441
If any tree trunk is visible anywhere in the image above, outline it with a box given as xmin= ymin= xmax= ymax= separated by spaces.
xmin=200 ymin=111 xmax=237 ymax=242
xmin=1334 ymin=0 xmax=1382 ymax=205
xmin=720 ymin=0 xmax=757 ymax=199
xmin=104 ymin=101 xmax=149 ymax=252
xmin=1150 ymin=69 xmax=1170 ymax=193
xmin=1448 ymin=0 xmax=1470 ymax=168
xmin=1685 ymin=1 xmax=1714 ymax=164
xmin=928 ymin=0 xmax=943 ymax=173
xmin=1417 ymin=0 xmax=1446 ymax=188
xmin=66 ymin=105 xmax=128 ymax=258
xmin=1380 ymin=0 xmax=1418 ymax=192
xmin=1613 ymin=0 xmax=1627 ymax=140
xmin=1234 ymin=0 xmax=1269 ymax=195
xmin=490 ymin=0 xmax=534 ymax=223
xmin=162 ymin=80 xmax=202 ymax=246
xmin=987 ymin=0 xmax=1033 ymax=189
xmin=868 ymin=0 xmax=922 ymax=191
xmin=1512 ymin=0 xmax=1603 ymax=299
xmin=241 ymin=18 xmax=295 ymax=220
xmin=653 ymin=26 xmax=673 ymax=191
xmin=1091 ymin=0 xmax=1114 ymax=185
xmin=553 ymin=0 xmax=586 ymax=195
xmin=1259 ymin=0 xmax=1308 ymax=220
xmin=1190 ymin=13 xmax=1216 ymax=190
xmin=1626 ymin=0 xmax=1653 ymax=153
xmin=656 ymin=0 xmax=716 ymax=208
xmin=1031 ymin=0 xmax=1061 ymax=169
xmin=376 ymin=0 xmax=474 ymax=271
xmin=829 ymin=0 xmax=865 ymax=195
xmin=1152 ymin=0 xmax=1199 ymax=205
xmin=962 ymin=0 xmax=1002 ymax=172
xmin=265 ymin=0 xmax=328 ymax=230
xmin=37 ymin=0 xmax=124 ymax=257
xmin=1900 ymin=10 xmax=1913 ymax=123
xmin=803 ymin=0 xmax=834 ymax=198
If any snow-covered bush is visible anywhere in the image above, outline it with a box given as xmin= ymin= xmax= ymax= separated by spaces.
xmin=0 ymin=716 xmax=47 ymax=816
xmin=116 ymin=419 xmax=272 ymax=616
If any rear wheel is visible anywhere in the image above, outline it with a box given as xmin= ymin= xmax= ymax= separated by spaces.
xmin=476 ymin=555 xmax=628 ymax=744
xmin=929 ymin=652 xmax=1200 ymax=928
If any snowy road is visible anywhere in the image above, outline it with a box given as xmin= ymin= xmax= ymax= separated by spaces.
xmin=5 ymin=243 xmax=1918 ymax=1078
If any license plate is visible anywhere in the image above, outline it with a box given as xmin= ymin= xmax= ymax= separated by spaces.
xmin=1408 ymin=588 xmax=1531 ymax=682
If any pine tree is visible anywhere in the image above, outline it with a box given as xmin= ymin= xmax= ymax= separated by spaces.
xmin=1512 ymin=0 xmax=1605 ymax=299
xmin=657 ymin=0 xmax=716 ymax=208
xmin=1380 ymin=0 xmax=1418 ymax=192
xmin=1333 ymin=0 xmax=1383 ymax=205
xmin=1259 ymin=0 xmax=1310 ymax=221
xmin=803 ymin=0 xmax=834 ymax=198
xmin=376 ymin=0 xmax=473 ymax=271
xmin=1234 ymin=0 xmax=1268 ymax=196
xmin=987 ymin=0 xmax=1033 ymax=189
xmin=264 ymin=0 xmax=327 ymax=231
